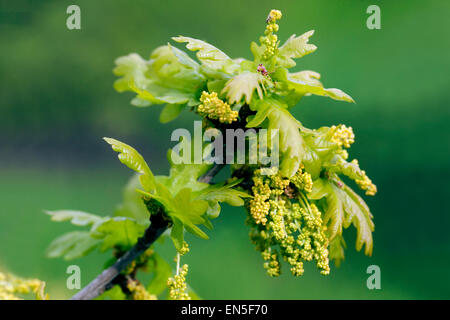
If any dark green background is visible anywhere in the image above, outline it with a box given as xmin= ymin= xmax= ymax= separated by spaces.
xmin=1 ymin=0 xmax=449 ymax=299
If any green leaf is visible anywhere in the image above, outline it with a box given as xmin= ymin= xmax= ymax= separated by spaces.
xmin=172 ymin=36 xmax=239 ymax=74
xmin=147 ymin=253 xmax=172 ymax=296
xmin=113 ymin=53 xmax=150 ymax=93
xmin=171 ymin=189 xmax=208 ymax=224
xmin=104 ymin=137 xmax=156 ymax=192
xmin=45 ymin=210 xmax=103 ymax=227
xmin=114 ymin=46 xmax=205 ymax=107
xmin=46 ymin=231 xmax=101 ymax=260
xmin=247 ymin=98 xmax=307 ymax=177
xmin=159 ymin=104 xmax=184 ymax=123
xmin=222 ymin=71 xmax=269 ymax=104
xmin=341 ymin=182 xmax=374 ymax=256
xmin=250 ymin=41 xmax=265 ymax=62
xmin=194 ymin=180 xmax=251 ymax=207
xmin=114 ymin=174 xmax=150 ymax=224
xmin=93 ymin=217 xmax=147 ymax=251
xmin=96 ymin=285 xmax=127 ymax=300
xmin=278 ymin=30 xmax=317 ymax=67
xmin=184 ymin=223 xmax=208 ymax=240
xmin=329 ymin=235 xmax=346 ymax=267
xmin=157 ymin=155 xmax=211 ymax=195
xmin=324 ymin=183 xmax=346 ymax=240
xmin=286 ymin=70 xmax=354 ymax=103
xmin=308 ymin=178 xmax=330 ymax=200
xmin=170 ymin=217 xmax=184 ymax=251
xmin=311 ymin=177 xmax=374 ymax=255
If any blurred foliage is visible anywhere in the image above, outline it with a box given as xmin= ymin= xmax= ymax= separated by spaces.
xmin=0 ymin=0 xmax=449 ymax=299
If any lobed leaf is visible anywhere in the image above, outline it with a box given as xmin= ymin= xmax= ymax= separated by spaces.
xmin=45 ymin=210 xmax=103 ymax=227
xmin=46 ymin=231 xmax=101 ymax=260
xmin=172 ymin=36 xmax=239 ymax=74
xmin=278 ymin=30 xmax=317 ymax=67
xmin=159 ymin=104 xmax=184 ymax=123
xmin=247 ymin=98 xmax=307 ymax=177
xmin=222 ymin=71 xmax=269 ymax=104
xmin=93 ymin=217 xmax=148 ymax=251
xmin=104 ymin=137 xmax=156 ymax=192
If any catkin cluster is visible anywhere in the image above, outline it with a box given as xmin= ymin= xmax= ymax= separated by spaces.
xmin=0 ymin=272 xmax=47 ymax=300
xmin=167 ymin=264 xmax=191 ymax=300
xmin=246 ymin=167 xmax=330 ymax=277
xmin=127 ymin=279 xmax=157 ymax=300
xmin=197 ymin=91 xmax=238 ymax=124
xmin=260 ymin=9 xmax=282 ymax=60
xmin=330 ymin=124 xmax=355 ymax=148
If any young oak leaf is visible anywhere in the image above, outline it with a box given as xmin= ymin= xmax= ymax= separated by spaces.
xmin=147 ymin=252 xmax=173 ymax=296
xmin=328 ymin=235 xmax=346 ymax=267
xmin=46 ymin=231 xmax=101 ymax=260
xmin=113 ymin=53 xmax=150 ymax=94
xmin=309 ymin=176 xmax=374 ymax=256
xmin=340 ymin=180 xmax=374 ymax=256
xmin=104 ymin=137 xmax=156 ymax=192
xmin=247 ymin=97 xmax=307 ymax=177
xmin=277 ymin=30 xmax=317 ymax=68
xmin=287 ymin=70 xmax=354 ymax=103
xmin=193 ymin=179 xmax=251 ymax=219
xmin=159 ymin=104 xmax=184 ymax=123
xmin=114 ymin=174 xmax=151 ymax=224
xmin=172 ymin=36 xmax=239 ymax=74
xmin=171 ymin=188 xmax=209 ymax=239
xmin=272 ymin=68 xmax=354 ymax=105
xmin=222 ymin=71 xmax=270 ymax=104
xmin=92 ymin=217 xmax=148 ymax=251
xmin=114 ymin=46 xmax=205 ymax=108
xmin=45 ymin=210 xmax=103 ymax=227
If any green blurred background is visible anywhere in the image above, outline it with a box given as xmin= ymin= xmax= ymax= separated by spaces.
xmin=1 ymin=0 xmax=449 ymax=299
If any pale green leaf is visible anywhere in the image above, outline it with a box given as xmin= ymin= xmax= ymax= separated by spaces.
xmin=147 ymin=253 xmax=172 ymax=296
xmin=104 ymin=137 xmax=155 ymax=192
xmin=45 ymin=210 xmax=103 ymax=227
xmin=287 ymin=70 xmax=355 ymax=103
xmin=172 ymin=36 xmax=239 ymax=73
xmin=324 ymin=184 xmax=346 ymax=240
xmin=248 ymin=98 xmax=307 ymax=177
xmin=308 ymin=178 xmax=330 ymax=200
xmin=329 ymin=235 xmax=346 ymax=267
xmin=113 ymin=53 xmax=150 ymax=93
xmin=278 ymin=30 xmax=317 ymax=67
xmin=222 ymin=71 xmax=270 ymax=104
xmin=170 ymin=217 xmax=184 ymax=251
xmin=159 ymin=104 xmax=184 ymax=123
xmin=114 ymin=174 xmax=150 ymax=224
xmin=93 ymin=217 xmax=147 ymax=251
xmin=114 ymin=46 xmax=205 ymax=107
xmin=341 ymin=182 xmax=374 ymax=256
xmin=46 ymin=231 xmax=101 ymax=260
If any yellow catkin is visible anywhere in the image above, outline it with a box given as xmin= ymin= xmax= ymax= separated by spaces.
xmin=349 ymin=159 xmax=377 ymax=196
xmin=197 ymin=91 xmax=238 ymax=124
xmin=330 ymin=125 xmax=355 ymax=148
xmin=167 ymin=264 xmax=191 ymax=300
xmin=178 ymin=241 xmax=190 ymax=256
xmin=0 ymin=272 xmax=48 ymax=300
xmin=127 ymin=279 xmax=157 ymax=300
xmin=247 ymin=168 xmax=330 ymax=277
xmin=291 ymin=165 xmax=313 ymax=193
xmin=261 ymin=10 xmax=282 ymax=60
